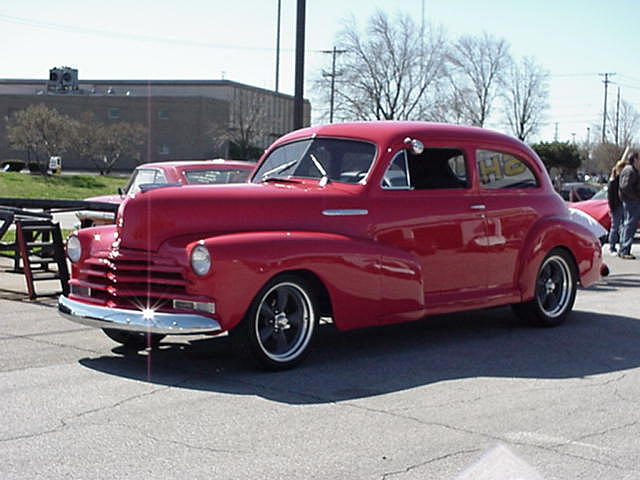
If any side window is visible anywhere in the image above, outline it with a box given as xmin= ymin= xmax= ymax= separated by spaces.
xmin=406 ymin=147 xmax=468 ymax=190
xmin=382 ymin=151 xmax=410 ymax=189
xmin=476 ymin=150 xmax=539 ymax=189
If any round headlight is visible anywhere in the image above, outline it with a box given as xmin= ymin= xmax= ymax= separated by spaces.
xmin=67 ymin=235 xmax=82 ymax=263
xmin=191 ymin=245 xmax=211 ymax=276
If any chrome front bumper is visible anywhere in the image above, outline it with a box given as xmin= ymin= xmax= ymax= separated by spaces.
xmin=58 ymin=295 xmax=222 ymax=335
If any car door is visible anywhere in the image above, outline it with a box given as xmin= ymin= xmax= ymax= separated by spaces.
xmin=373 ymin=147 xmax=489 ymax=311
xmin=474 ymin=148 xmax=542 ymax=298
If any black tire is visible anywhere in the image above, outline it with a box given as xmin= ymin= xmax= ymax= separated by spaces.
xmin=512 ymin=248 xmax=577 ymax=327
xmin=102 ymin=329 xmax=165 ymax=350
xmin=232 ymin=274 xmax=318 ymax=370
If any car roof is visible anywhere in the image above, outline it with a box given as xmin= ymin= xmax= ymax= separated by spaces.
xmin=136 ymin=159 xmax=255 ymax=170
xmin=273 ymin=121 xmax=523 ymax=148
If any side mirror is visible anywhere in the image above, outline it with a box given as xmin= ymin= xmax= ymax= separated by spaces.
xmin=403 ymin=137 xmax=424 ymax=155
xmin=117 ymin=187 xmax=125 ymax=197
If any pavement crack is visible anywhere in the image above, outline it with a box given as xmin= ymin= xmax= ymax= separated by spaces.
xmin=380 ymin=448 xmax=482 ymax=479
xmin=107 ymin=422 xmax=249 ymax=455
xmin=2 ymin=330 xmax=100 ymax=355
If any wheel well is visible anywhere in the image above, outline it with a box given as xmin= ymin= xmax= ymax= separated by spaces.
xmin=550 ymin=246 xmax=579 ymax=280
xmin=277 ymin=269 xmax=333 ymax=318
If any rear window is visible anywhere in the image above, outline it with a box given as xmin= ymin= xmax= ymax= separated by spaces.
xmin=184 ymin=168 xmax=251 ymax=184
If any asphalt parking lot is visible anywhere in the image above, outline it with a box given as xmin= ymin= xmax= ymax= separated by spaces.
xmin=1 ymin=248 xmax=639 ymax=479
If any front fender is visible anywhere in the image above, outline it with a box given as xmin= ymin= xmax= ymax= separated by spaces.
xmin=181 ymin=231 xmax=423 ymax=331
xmin=516 ymin=217 xmax=603 ymax=301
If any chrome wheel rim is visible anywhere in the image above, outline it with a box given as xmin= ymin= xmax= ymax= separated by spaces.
xmin=254 ymin=282 xmax=314 ymax=363
xmin=535 ymin=255 xmax=573 ymax=318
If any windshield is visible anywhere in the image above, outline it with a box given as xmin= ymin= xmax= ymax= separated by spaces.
xmin=252 ymin=138 xmax=376 ymax=185
xmin=125 ymin=168 xmax=168 ymax=194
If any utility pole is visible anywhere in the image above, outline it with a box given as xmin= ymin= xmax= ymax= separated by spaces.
xmin=275 ymin=0 xmax=281 ymax=93
xmin=293 ymin=0 xmax=306 ymax=130
xmin=554 ymin=122 xmax=558 ymax=141
xmin=321 ymin=46 xmax=347 ymax=123
xmin=615 ymin=86 xmax=621 ymax=145
xmin=599 ymin=72 xmax=615 ymax=143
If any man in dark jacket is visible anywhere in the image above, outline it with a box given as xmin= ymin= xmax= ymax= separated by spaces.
xmin=618 ymin=151 xmax=640 ymax=259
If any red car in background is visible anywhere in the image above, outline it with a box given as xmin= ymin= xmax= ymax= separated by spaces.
xmin=567 ymin=186 xmax=611 ymax=230
xmin=569 ymin=185 xmax=640 ymax=237
xmin=77 ymin=159 xmax=255 ymax=227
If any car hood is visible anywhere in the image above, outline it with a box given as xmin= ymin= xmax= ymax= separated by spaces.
xmin=117 ymin=182 xmax=364 ymax=251
xmin=84 ymin=193 xmax=123 ymax=204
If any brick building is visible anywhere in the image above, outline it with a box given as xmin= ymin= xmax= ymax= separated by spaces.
xmin=0 ymin=68 xmax=311 ymax=171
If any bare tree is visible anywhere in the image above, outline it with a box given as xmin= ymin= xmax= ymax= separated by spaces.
xmin=317 ymin=10 xmax=448 ymax=122
xmin=65 ymin=113 xmax=146 ymax=174
xmin=610 ymin=99 xmax=640 ymax=147
xmin=6 ymin=104 xmax=73 ymax=174
xmin=67 ymin=112 xmax=102 ymax=166
xmin=502 ymin=56 xmax=550 ymax=141
xmin=96 ymin=122 xmax=146 ymax=175
xmin=209 ymin=89 xmax=269 ymax=160
xmin=447 ymin=32 xmax=510 ymax=127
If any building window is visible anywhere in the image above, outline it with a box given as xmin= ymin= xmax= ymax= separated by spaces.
xmin=158 ymin=144 xmax=170 ymax=156
xmin=158 ymin=109 xmax=169 ymax=120
xmin=107 ymin=108 xmax=120 ymax=120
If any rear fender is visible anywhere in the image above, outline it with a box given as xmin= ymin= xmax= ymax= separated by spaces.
xmin=516 ymin=217 xmax=603 ymax=301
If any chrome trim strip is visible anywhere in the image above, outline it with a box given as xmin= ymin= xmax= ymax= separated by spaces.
xmin=322 ymin=209 xmax=369 ymax=216
xmin=58 ymin=295 xmax=222 ymax=335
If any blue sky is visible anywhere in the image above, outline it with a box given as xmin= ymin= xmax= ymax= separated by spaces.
xmin=1 ymin=0 xmax=638 ymax=143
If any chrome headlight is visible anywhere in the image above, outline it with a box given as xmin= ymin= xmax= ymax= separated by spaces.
xmin=190 ymin=244 xmax=211 ymax=276
xmin=66 ymin=235 xmax=82 ymax=263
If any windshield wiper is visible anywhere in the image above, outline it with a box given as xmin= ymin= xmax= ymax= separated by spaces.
xmin=260 ymin=159 xmax=298 ymax=181
xmin=261 ymin=177 xmax=300 ymax=184
xmin=310 ymin=154 xmax=330 ymax=187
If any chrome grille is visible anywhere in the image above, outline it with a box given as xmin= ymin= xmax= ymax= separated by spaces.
xmin=73 ymin=249 xmax=191 ymax=310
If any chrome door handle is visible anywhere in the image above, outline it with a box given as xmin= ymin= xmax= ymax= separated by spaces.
xmin=470 ymin=204 xmax=486 ymax=210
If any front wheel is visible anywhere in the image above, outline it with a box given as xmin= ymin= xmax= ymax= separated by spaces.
xmin=233 ymin=274 xmax=318 ymax=370
xmin=512 ymin=248 xmax=577 ymax=327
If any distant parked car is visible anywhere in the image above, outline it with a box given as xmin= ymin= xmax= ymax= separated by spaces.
xmin=568 ymin=185 xmax=640 ymax=235
xmin=567 ymin=186 xmax=611 ymax=230
xmin=77 ymin=159 xmax=255 ymax=227
xmin=558 ymin=182 xmax=600 ymax=202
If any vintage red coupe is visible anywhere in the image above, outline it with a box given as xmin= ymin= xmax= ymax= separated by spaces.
xmin=58 ymin=122 xmax=605 ymax=369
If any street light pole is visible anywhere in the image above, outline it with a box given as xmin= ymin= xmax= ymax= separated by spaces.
xmin=275 ymin=0 xmax=281 ymax=93
xmin=293 ymin=0 xmax=306 ymax=130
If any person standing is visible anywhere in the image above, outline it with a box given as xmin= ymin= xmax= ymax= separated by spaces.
xmin=618 ymin=151 xmax=640 ymax=259
xmin=607 ymin=159 xmax=626 ymax=252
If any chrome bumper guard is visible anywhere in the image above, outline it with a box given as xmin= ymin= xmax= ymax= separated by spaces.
xmin=58 ymin=295 xmax=222 ymax=335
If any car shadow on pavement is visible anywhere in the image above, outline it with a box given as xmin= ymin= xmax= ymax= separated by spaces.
xmin=80 ymin=306 xmax=640 ymax=405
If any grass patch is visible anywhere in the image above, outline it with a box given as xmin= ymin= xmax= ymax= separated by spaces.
xmin=0 ymin=228 xmax=74 ymax=246
xmin=0 ymin=172 xmax=127 ymax=200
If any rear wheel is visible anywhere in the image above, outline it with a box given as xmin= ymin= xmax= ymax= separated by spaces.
xmin=102 ymin=329 xmax=165 ymax=350
xmin=232 ymin=274 xmax=318 ymax=370
xmin=512 ymin=248 xmax=577 ymax=327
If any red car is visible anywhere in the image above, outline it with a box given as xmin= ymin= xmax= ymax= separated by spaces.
xmin=567 ymin=186 xmax=611 ymax=230
xmin=59 ymin=122 xmax=605 ymax=370
xmin=77 ymin=159 xmax=255 ymax=227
